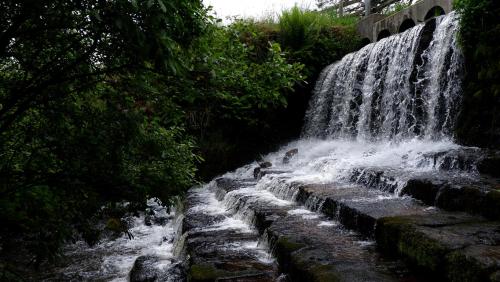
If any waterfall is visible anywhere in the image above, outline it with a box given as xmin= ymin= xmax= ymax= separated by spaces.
xmin=303 ymin=12 xmax=464 ymax=142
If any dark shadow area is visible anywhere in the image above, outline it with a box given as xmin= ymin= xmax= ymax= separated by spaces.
xmin=361 ymin=37 xmax=372 ymax=47
xmin=424 ymin=6 xmax=445 ymax=21
xmin=377 ymin=29 xmax=391 ymax=41
xmin=399 ymin=18 xmax=416 ymax=33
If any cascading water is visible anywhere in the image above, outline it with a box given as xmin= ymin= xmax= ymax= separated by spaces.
xmin=220 ymin=12 xmax=476 ymax=204
xmin=303 ymin=13 xmax=464 ymax=142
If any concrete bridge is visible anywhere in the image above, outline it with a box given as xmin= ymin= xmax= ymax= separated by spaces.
xmin=356 ymin=0 xmax=453 ymax=43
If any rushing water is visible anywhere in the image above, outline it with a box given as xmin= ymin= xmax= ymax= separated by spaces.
xmin=50 ymin=13 xmax=474 ymax=281
xmin=225 ymin=13 xmax=474 ymax=203
xmin=44 ymin=200 xmax=181 ymax=281
xmin=303 ymin=13 xmax=464 ymax=141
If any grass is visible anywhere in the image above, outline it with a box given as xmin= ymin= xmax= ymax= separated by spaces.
xmin=276 ymin=6 xmax=359 ymax=50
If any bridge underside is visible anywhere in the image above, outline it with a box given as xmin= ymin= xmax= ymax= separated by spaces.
xmin=357 ymin=0 xmax=453 ymax=43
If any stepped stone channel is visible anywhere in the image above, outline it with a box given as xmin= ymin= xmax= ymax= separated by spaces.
xmin=170 ymin=12 xmax=500 ymax=282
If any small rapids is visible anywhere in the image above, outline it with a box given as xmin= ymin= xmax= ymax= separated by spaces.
xmin=43 ymin=200 xmax=181 ymax=281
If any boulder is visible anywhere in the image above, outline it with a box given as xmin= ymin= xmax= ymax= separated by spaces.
xmin=259 ymin=161 xmax=272 ymax=168
xmin=129 ymin=255 xmax=160 ymax=282
xmin=283 ymin=148 xmax=298 ymax=164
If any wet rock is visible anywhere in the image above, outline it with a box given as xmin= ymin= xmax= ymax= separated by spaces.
xmin=259 ymin=161 xmax=272 ymax=168
xmin=349 ymin=168 xmax=401 ymax=193
xmin=216 ymin=178 xmax=254 ymax=193
xmin=144 ymin=210 xmax=171 ymax=226
xmin=419 ymin=148 xmax=481 ymax=172
xmin=158 ymin=260 xmax=186 ymax=282
xmin=375 ymin=213 xmax=500 ymax=281
xmin=400 ymin=177 xmax=447 ymax=205
xmin=484 ymin=190 xmax=500 ymax=221
xmin=478 ymin=155 xmax=500 ymax=178
xmin=182 ymin=187 xmax=279 ymax=282
xmin=130 ymin=256 xmax=186 ymax=282
xmin=282 ymin=148 xmax=298 ymax=164
xmin=266 ymin=215 xmax=407 ymax=282
xmin=129 ymin=255 xmax=160 ymax=282
xmin=255 ymin=169 xmax=289 ymax=180
xmin=144 ymin=199 xmax=173 ymax=226
xmin=400 ymin=177 xmax=500 ymax=220
xmin=435 ymin=185 xmax=485 ymax=214
xmin=296 ymin=183 xmax=429 ymax=237
xmin=253 ymin=167 xmax=261 ymax=179
xmin=253 ymin=163 xmax=272 ymax=179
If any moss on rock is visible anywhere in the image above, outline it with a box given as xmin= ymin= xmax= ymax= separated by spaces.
xmin=189 ymin=263 xmax=224 ymax=282
xmin=376 ymin=216 xmax=448 ymax=275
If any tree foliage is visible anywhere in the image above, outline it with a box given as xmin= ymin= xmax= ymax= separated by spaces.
xmin=454 ymin=0 xmax=500 ymax=147
xmin=0 ymin=0 xmax=209 ymax=270
xmin=0 ymin=0 xmax=310 ymax=273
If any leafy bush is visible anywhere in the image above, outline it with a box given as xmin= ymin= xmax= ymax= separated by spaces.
xmin=176 ymin=19 xmax=305 ymax=178
xmin=185 ymin=7 xmax=363 ymax=179
xmin=0 ymin=0 xmax=206 ymax=271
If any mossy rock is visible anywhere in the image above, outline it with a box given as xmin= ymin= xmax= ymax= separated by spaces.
xmin=435 ymin=186 xmax=484 ymax=215
xmin=376 ymin=216 xmax=448 ymax=274
xmin=376 ymin=216 xmax=413 ymax=254
xmin=309 ymin=264 xmax=341 ymax=282
xmin=106 ymin=217 xmax=125 ymax=233
xmin=288 ymin=250 xmax=340 ymax=282
xmin=490 ymin=271 xmax=500 ymax=282
xmin=189 ymin=263 xmax=226 ymax=282
xmin=276 ymin=236 xmax=306 ymax=253
xmin=446 ymin=251 xmax=488 ymax=282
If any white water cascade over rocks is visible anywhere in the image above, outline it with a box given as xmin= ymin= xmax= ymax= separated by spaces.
xmin=303 ymin=13 xmax=464 ymax=141
xmin=48 ymin=13 xmax=500 ymax=282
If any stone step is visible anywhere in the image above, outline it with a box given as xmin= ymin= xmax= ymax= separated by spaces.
xmin=180 ymin=187 xmax=279 ymax=282
xmin=295 ymin=183 xmax=431 ymax=237
xmin=376 ymin=213 xmax=500 ymax=281
xmin=212 ymin=178 xmax=418 ymax=282
xmin=350 ymin=167 xmax=500 ymax=220
xmin=266 ymin=214 xmax=409 ymax=282
xmin=288 ymin=181 xmax=500 ymax=281
xmin=418 ymin=147 xmax=482 ymax=173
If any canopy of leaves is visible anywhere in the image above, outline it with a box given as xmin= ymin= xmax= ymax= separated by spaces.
xmin=0 ymin=0 xmax=309 ymax=275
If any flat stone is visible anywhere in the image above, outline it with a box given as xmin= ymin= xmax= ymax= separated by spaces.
xmin=350 ymin=167 xmax=500 ymax=220
xmin=296 ymin=183 xmax=429 ymax=236
xmin=267 ymin=215 xmax=412 ymax=282
xmin=375 ymin=213 xmax=500 ymax=281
